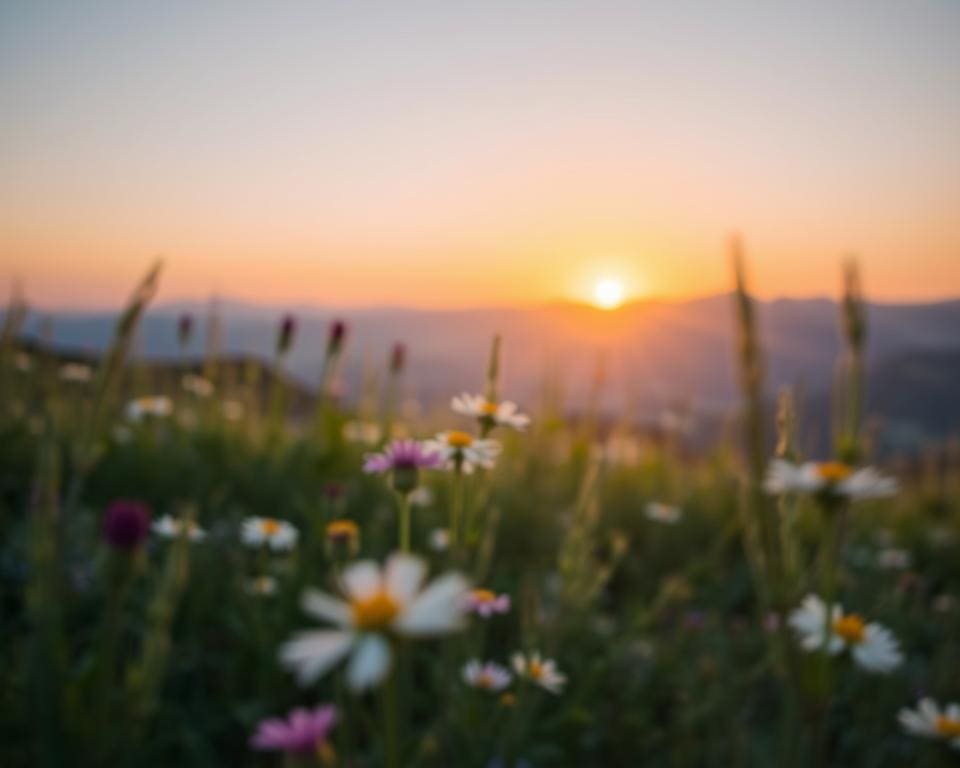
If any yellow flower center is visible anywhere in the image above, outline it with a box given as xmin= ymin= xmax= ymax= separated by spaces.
xmin=326 ymin=519 xmax=358 ymax=540
xmin=817 ymin=462 xmax=853 ymax=483
xmin=935 ymin=716 xmax=960 ymax=738
xmin=471 ymin=588 xmax=496 ymax=604
xmin=528 ymin=659 xmax=545 ymax=680
xmin=481 ymin=402 xmax=499 ymax=416
xmin=833 ymin=614 xmax=866 ymax=644
xmin=500 ymin=692 xmax=516 ymax=707
xmin=260 ymin=518 xmax=281 ymax=536
xmin=447 ymin=431 xmax=474 ymax=448
xmin=352 ymin=590 xmax=400 ymax=630
xmin=477 ymin=671 xmax=495 ymax=689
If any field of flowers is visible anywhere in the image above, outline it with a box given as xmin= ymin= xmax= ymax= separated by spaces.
xmin=2 ymin=255 xmax=960 ymax=767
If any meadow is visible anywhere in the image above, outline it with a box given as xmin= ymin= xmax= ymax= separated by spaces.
xmin=1 ymin=255 xmax=959 ymax=767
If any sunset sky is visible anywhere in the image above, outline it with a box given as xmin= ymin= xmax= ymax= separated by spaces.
xmin=1 ymin=1 xmax=958 ymax=309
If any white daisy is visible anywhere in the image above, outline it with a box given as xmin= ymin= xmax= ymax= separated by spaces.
xmin=246 ymin=575 xmax=278 ymax=597
xmin=126 ymin=396 xmax=174 ymax=422
xmin=425 ymin=431 xmax=501 ymax=474
xmin=222 ymin=400 xmax=246 ymax=421
xmin=409 ymin=487 xmax=434 ymax=508
xmin=645 ymin=502 xmax=683 ymax=525
xmin=876 ymin=548 xmax=912 ymax=570
xmin=462 ymin=660 xmax=512 ymax=692
xmin=279 ymin=553 xmax=469 ymax=691
xmin=429 ymin=528 xmax=450 ymax=552
xmin=181 ymin=373 xmax=215 ymax=397
xmin=152 ymin=514 xmax=207 ymax=542
xmin=765 ymin=459 xmax=897 ymax=501
xmin=788 ymin=594 xmax=903 ymax=673
xmin=898 ymin=698 xmax=960 ymax=749
xmin=511 ymin=652 xmax=567 ymax=694
xmin=241 ymin=517 xmax=299 ymax=552
xmin=451 ymin=393 xmax=530 ymax=432
xmin=59 ymin=362 xmax=93 ymax=383
xmin=342 ymin=420 xmax=382 ymax=446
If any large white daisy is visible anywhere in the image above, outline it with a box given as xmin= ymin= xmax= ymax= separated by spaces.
xmin=765 ymin=459 xmax=897 ymax=501
xmin=899 ymin=698 xmax=960 ymax=749
xmin=451 ymin=393 xmax=530 ymax=432
xmin=241 ymin=517 xmax=299 ymax=552
xmin=788 ymin=594 xmax=902 ymax=673
xmin=280 ymin=554 xmax=469 ymax=691
xmin=426 ymin=431 xmax=501 ymax=474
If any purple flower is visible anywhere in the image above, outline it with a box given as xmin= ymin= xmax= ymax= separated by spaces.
xmin=177 ymin=314 xmax=193 ymax=347
xmin=277 ymin=314 xmax=297 ymax=355
xmin=102 ymin=500 xmax=151 ymax=551
xmin=327 ymin=319 xmax=347 ymax=355
xmin=363 ymin=439 xmax=441 ymax=494
xmin=390 ymin=342 xmax=406 ymax=374
xmin=363 ymin=439 xmax=441 ymax=474
xmin=250 ymin=705 xmax=338 ymax=755
xmin=465 ymin=589 xmax=511 ymax=618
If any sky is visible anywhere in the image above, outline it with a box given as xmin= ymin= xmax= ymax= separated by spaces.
xmin=1 ymin=0 xmax=958 ymax=309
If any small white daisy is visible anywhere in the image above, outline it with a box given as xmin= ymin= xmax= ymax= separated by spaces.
xmin=59 ymin=362 xmax=93 ymax=383
xmin=241 ymin=517 xmax=299 ymax=552
xmin=511 ymin=652 xmax=567 ymax=694
xmin=899 ymin=698 xmax=960 ymax=749
xmin=409 ymin=487 xmax=434 ymax=508
xmin=451 ymin=393 xmax=530 ymax=432
xmin=246 ymin=575 xmax=278 ymax=597
xmin=645 ymin=502 xmax=683 ymax=525
xmin=181 ymin=373 xmax=215 ymax=397
xmin=222 ymin=400 xmax=246 ymax=421
xmin=429 ymin=528 xmax=450 ymax=552
xmin=788 ymin=594 xmax=902 ymax=673
xmin=152 ymin=514 xmax=207 ymax=542
xmin=126 ymin=396 xmax=174 ymax=422
xmin=342 ymin=420 xmax=382 ymax=446
xmin=765 ymin=459 xmax=897 ymax=501
xmin=462 ymin=660 xmax=512 ymax=692
xmin=425 ymin=431 xmax=501 ymax=474
xmin=280 ymin=553 xmax=469 ymax=691
xmin=876 ymin=548 xmax=912 ymax=570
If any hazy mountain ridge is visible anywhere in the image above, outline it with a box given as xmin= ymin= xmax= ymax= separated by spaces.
xmin=9 ymin=296 xmax=960 ymax=444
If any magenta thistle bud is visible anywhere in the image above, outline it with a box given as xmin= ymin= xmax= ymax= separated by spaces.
xmin=102 ymin=499 xmax=151 ymax=551
xmin=277 ymin=314 xmax=297 ymax=355
xmin=177 ymin=314 xmax=193 ymax=347
xmin=390 ymin=342 xmax=406 ymax=374
xmin=327 ymin=319 xmax=347 ymax=356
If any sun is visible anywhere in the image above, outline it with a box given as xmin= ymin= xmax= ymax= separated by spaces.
xmin=592 ymin=277 xmax=626 ymax=310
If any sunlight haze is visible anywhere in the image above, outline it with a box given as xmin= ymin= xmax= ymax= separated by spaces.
xmin=1 ymin=1 xmax=958 ymax=308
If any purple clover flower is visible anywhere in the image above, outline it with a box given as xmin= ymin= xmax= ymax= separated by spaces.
xmin=363 ymin=439 xmax=441 ymax=474
xmin=102 ymin=499 xmax=151 ymax=551
xmin=363 ymin=439 xmax=441 ymax=495
xmin=250 ymin=705 xmax=338 ymax=755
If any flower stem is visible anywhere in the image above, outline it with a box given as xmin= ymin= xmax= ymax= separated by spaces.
xmin=398 ymin=493 xmax=411 ymax=553
xmin=380 ymin=671 xmax=401 ymax=768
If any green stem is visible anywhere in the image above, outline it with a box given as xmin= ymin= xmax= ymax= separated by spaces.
xmin=381 ymin=671 xmax=401 ymax=768
xmin=398 ymin=493 xmax=411 ymax=553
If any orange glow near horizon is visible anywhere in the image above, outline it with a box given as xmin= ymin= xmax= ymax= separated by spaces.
xmin=1 ymin=4 xmax=959 ymax=310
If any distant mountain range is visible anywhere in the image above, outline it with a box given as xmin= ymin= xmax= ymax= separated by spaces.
xmin=8 ymin=295 xmax=960 ymax=453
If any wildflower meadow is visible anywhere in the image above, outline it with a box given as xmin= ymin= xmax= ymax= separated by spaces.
xmin=2 ymin=250 xmax=959 ymax=767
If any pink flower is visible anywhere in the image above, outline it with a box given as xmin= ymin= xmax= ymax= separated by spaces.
xmin=465 ymin=588 xmax=511 ymax=618
xmin=363 ymin=439 xmax=441 ymax=494
xmin=363 ymin=439 xmax=440 ymax=474
xmin=250 ymin=705 xmax=337 ymax=755
xmin=102 ymin=500 xmax=151 ymax=551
